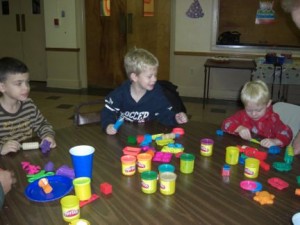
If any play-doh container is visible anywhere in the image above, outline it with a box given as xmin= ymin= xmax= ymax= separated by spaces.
xmin=60 ymin=195 xmax=80 ymax=222
xmin=73 ymin=177 xmax=91 ymax=201
xmin=137 ymin=153 xmax=152 ymax=173
xmin=225 ymin=146 xmax=240 ymax=165
xmin=141 ymin=170 xmax=157 ymax=194
xmin=200 ymin=138 xmax=214 ymax=156
xmin=244 ymin=158 xmax=260 ymax=178
xmin=69 ymin=219 xmax=90 ymax=225
xmin=158 ymin=164 xmax=175 ymax=175
xmin=121 ymin=155 xmax=136 ymax=176
xmin=180 ymin=153 xmax=195 ymax=174
xmin=159 ymin=172 xmax=177 ymax=195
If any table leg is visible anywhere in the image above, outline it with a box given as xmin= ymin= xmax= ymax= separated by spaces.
xmin=207 ymin=68 xmax=210 ymax=104
xmin=203 ymin=66 xmax=208 ymax=109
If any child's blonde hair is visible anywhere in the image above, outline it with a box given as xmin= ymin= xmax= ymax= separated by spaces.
xmin=241 ymin=80 xmax=270 ymax=106
xmin=124 ymin=47 xmax=159 ymax=78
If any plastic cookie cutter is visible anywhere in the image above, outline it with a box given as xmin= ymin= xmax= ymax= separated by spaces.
xmin=156 ymin=139 xmax=175 ymax=146
xmin=259 ymin=160 xmax=270 ymax=171
xmin=122 ymin=146 xmax=141 ymax=156
xmin=152 ymin=152 xmax=173 ymax=163
xmin=21 ymin=161 xmax=41 ymax=175
xmin=240 ymin=180 xmax=262 ymax=193
xmin=172 ymin=127 xmax=185 ymax=136
xmin=268 ymin=177 xmax=289 ymax=190
xmin=155 ymin=133 xmax=178 ymax=141
xmin=161 ymin=143 xmax=184 ymax=154
xmin=139 ymin=134 xmax=153 ymax=146
xmin=79 ymin=194 xmax=100 ymax=207
xmin=237 ymin=145 xmax=267 ymax=161
xmin=27 ymin=169 xmax=55 ymax=183
xmin=38 ymin=177 xmax=53 ymax=194
xmin=253 ymin=191 xmax=275 ymax=205
xmin=272 ymin=162 xmax=292 ymax=172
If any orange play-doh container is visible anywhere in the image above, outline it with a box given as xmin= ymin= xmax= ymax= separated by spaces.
xmin=121 ymin=155 xmax=136 ymax=176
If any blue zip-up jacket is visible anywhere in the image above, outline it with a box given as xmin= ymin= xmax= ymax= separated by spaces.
xmin=101 ymin=80 xmax=177 ymax=130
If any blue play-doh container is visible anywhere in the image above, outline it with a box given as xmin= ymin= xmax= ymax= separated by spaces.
xmin=158 ymin=164 xmax=175 ymax=174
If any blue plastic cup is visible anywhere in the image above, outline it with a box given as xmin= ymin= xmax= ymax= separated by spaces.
xmin=69 ymin=145 xmax=95 ymax=178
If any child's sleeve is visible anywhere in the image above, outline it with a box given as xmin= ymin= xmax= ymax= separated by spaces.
xmin=221 ymin=111 xmax=244 ymax=134
xmin=154 ymin=91 xmax=177 ymax=126
xmin=31 ymin=102 xmax=55 ymax=138
xmin=100 ymin=95 xmax=121 ymax=130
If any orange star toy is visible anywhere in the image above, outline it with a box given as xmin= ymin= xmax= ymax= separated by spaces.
xmin=253 ymin=191 xmax=275 ymax=205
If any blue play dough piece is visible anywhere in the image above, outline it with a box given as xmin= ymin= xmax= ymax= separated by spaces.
xmin=216 ymin=129 xmax=224 ymax=136
xmin=113 ymin=117 xmax=124 ymax=130
xmin=268 ymin=146 xmax=281 ymax=154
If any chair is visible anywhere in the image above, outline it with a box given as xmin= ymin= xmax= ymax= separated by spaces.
xmin=73 ymin=99 xmax=103 ymax=126
xmin=273 ymin=102 xmax=300 ymax=139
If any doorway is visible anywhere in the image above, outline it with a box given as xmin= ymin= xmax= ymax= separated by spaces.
xmin=85 ymin=0 xmax=171 ymax=89
xmin=0 ymin=0 xmax=47 ymax=81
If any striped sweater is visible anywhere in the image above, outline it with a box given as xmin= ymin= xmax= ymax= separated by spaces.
xmin=0 ymin=98 xmax=55 ymax=153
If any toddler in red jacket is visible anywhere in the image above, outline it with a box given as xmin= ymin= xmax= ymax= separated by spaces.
xmin=222 ymin=79 xmax=292 ymax=148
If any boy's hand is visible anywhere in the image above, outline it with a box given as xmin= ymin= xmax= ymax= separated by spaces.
xmin=260 ymin=138 xmax=282 ymax=148
xmin=0 ymin=169 xmax=16 ymax=194
xmin=0 ymin=140 xmax=21 ymax=155
xmin=235 ymin=126 xmax=252 ymax=140
xmin=42 ymin=136 xmax=56 ymax=148
xmin=175 ymin=112 xmax=188 ymax=124
xmin=106 ymin=124 xmax=118 ymax=135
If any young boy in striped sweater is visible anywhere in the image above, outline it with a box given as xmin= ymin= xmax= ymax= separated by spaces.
xmin=0 ymin=57 xmax=56 ymax=155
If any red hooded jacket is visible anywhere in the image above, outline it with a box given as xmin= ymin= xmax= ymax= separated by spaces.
xmin=221 ymin=106 xmax=293 ymax=147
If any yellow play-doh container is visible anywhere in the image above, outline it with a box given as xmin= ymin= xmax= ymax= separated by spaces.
xmin=159 ymin=172 xmax=177 ymax=195
xmin=73 ymin=177 xmax=91 ymax=201
xmin=60 ymin=195 xmax=80 ymax=222
xmin=137 ymin=153 xmax=152 ymax=173
xmin=69 ymin=219 xmax=90 ymax=225
xmin=180 ymin=153 xmax=195 ymax=174
xmin=141 ymin=170 xmax=157 ymax=194
xmin=121 ymin=155 xmax=136 ymax=176
xmin=244 ymin=158 xmax=260 ymax=178
xmin=200 ymin=138 xmax=214 ymax=156
xmin=225 ymin=146 xmax=240 ymax=165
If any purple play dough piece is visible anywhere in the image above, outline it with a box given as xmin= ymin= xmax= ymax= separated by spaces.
xmin=56 ymin=165 xmax=75 ymax=179
xmin=40 ymin=140 xmax=51 ymax=153
xmin=44 ymin=161 xmax=55 ymax=172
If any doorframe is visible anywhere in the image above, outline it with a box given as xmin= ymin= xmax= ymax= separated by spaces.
xmin=77 ymin=0 xmax=88 ymax=88
xmin=78 ymin=0 xmax=175 ymax=89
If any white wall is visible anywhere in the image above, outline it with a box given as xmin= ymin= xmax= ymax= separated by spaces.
xmin=44 ymin=0 xmax=77 ymax=48
xmin=174 ymin=0 xmax=213 ymax=52
xmin=171 ymin=0 xmax=300 ymax=103
xmin=43 ymin=0 xmax=86 ymax=89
